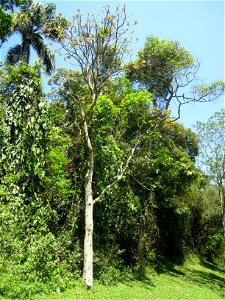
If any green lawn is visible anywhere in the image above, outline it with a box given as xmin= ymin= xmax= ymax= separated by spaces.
xmin=1 ymin=259 xmax=224 ymax=300
xmin=34 ymin=259 xmax=225 ymax=300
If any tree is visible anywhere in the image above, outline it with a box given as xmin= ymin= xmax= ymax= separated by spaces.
xmin=196 ymin=110 xmax=225 ymax=239
xmin=50 ymin=6 xmax=138 ymax=288
xmin=127 ymin=119 xmax=199 ymax=262
xmin=49 ymin=71 xmax=156 ymax=288
xmin=52 ymin=67 xmax=191 ymax=272
xmin=183 ymin=181 xmax=224 ymax=263
xmin=126 ymin=36 xmax=225 ymax=119
xmin=4 ymin=0 xmax=60 ymax=74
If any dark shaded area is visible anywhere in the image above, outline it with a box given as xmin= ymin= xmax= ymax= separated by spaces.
xmin=155 ymin=207 xmax=185 ymax=263
xmin=154 ymin=260 xmax=186 ymax=276
xmin=125 ymin=275 xmax=155 ymax=289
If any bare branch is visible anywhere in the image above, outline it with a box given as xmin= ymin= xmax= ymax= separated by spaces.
xmin=55 ymin=5 xmax=134 ymax=101
xmin=93 ymin=139 xmax=140 ymax=204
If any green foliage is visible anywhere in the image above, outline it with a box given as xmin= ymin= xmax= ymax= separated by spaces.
xmin=94 ymin=245 xmax=132 ymax=285
xmin=125 ymin=35 xmax=197 ymax=108
xmin=196 ymin=109 xmax=225 ymax=181
xmin=180 ymin=180 xmax=225 ymax=266
xmin=0 ymin=232 xmax=80 ymax=298
xmin=0 ymin=99 xmax=5 ymax=149
xmin=0 ymin=0 xmax=24 ymax=11
xmin=193 ymin=81 xmax=225 ymax=99
xmin=0 ymin=7 xmax=12 ymax=45
xmin=0 ymin=63 xmax=81 ymax=298
xmin=127 ymin=120 xmax=200 ymax=263
xmin=0 ymin=63 xmax=48 ymax=200
xmin=195 ymin=110 xmax=225 ymax=240
xmin=125 ymin=35 xmax=224 ymax=119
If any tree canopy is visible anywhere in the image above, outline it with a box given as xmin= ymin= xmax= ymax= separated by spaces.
xmin=196 ymin=110 xmax=225 ymax=239
xmin=125 ymin=36 xmax=225 ymax=119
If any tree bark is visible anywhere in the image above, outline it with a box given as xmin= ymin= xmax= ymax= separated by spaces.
xmin=21 ymin=39 xmax=30 ymax=64
xmin=82 ymin=115 xmax=94 ymax=288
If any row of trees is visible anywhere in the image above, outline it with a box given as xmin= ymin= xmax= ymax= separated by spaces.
xmin=0 ymin=0 xmax=224 ymax=297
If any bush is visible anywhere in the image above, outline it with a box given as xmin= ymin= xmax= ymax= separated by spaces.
xmin=0 ymin=231 xmax=81 ymax=298
xmin=94 ymin=245 xmax=133 ymax=285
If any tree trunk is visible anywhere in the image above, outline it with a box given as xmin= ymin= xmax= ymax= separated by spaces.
xmin=83 ymin=164 xmax=94 ymax=287
xmin=21 ymin=39 xmax=30 ymax=64
xmin=82 ymin=115 xmax=94 ymax=288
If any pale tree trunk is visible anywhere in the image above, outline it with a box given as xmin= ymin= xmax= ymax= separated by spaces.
xmin=82 ymin=114 xmax=94 ymax=288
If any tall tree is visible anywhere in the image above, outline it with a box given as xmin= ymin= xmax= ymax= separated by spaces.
xmin=126 ymin=36 xmax=225 ymax=119
xmin=5 ymin=0 xmax=59 ymax=74
xmin=51 ymin=5 xmax=136 ymax=288
xmin=196 ymin=110 xmax=225 ymax=239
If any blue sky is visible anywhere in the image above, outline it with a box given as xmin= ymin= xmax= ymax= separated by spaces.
xmin=1 ymin=0 xmax=224 ymax=129
xmin=51 ymin=0 xmax=225 ymax=129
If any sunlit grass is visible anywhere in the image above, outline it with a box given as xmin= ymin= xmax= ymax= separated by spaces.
xmin=32 ymin=259 xmax=225 ymax=300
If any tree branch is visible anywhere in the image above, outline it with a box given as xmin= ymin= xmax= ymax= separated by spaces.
xmin=93 ymin=139 xmax=140 ymax=204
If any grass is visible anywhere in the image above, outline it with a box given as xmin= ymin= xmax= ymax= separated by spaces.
xmin=1 ymin=258 xmax=224 ymax=300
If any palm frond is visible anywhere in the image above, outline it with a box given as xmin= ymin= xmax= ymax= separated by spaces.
xmin=27 ymin=1 xmax=56 ymax=28
xmin=31 ymin=33 xmax=55 ymax=74
xmin=44 ymin=3 xmax=56 ymax=20
xmin=5 ymin=44 xmax=22 ymax=65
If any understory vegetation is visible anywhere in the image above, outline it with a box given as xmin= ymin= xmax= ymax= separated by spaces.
xmin=0 ymin=1 xmax=224 ymax=298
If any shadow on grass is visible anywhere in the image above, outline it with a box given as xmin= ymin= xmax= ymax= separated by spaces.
xmin=154 ymin=260 xmax=186 ymax=277
xmin=153 ymin=259 xmax=225 ymax=298
xmin=132 ymin=271 xmax=156 ymax=288
xmin=111 ymin=256 xmax=225 ymax=298
xmin=186 ymin=268 xmax=224 ymax=298
xmin=119 ymin=271 xmax=155 ymax=289
xmin=200 ymin=260 xmax=225 ymax=274
xmin=117 ymin=265 xmax=156 ymax=289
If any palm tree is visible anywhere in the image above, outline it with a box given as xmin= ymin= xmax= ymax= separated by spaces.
xmin=5 ymin=0 xmax=57 ymax=74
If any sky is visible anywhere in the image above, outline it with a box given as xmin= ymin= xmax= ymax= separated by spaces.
xmin=1 ymin=0 xmax=224 ymax=129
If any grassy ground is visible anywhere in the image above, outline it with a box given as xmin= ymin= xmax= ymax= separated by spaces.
xmin=34 ymin=258 xmax=225 ymax=300
xmin=1 ymin=258 xmax=224 ymax=300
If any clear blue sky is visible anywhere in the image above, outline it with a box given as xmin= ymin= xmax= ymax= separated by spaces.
xmin=1 ymin=0 xmax=225 ymax=129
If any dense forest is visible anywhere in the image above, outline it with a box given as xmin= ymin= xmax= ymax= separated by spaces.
xmin=0 ymin=1 xmax=224 ymax=298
